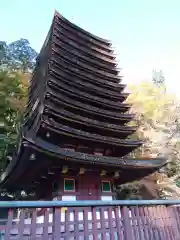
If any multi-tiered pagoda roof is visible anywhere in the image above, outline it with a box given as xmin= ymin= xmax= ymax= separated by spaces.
xmin=0 ymin=11 xmax=166 ymax=197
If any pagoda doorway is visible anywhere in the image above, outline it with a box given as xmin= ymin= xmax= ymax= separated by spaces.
xmin=78 ymin=172 xmax=100 ymax=200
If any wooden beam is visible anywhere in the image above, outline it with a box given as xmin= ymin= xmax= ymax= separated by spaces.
xmin=62 ymin=166 xmax=68 ymax=174
xmin=41 ymin=176 xmax=47 ymax=179
xmin=34 ymin=181 xmax=40 ymax=184
xmin=114 ymin=171 xmax=120 ymax=179
xmin=79 ymin=168 xmax=85 ymax=175
xmin=100 ymin=170 xmax=107 ymax=176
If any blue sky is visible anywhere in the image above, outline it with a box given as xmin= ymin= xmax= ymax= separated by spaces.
xmin=1 ymin=0 xmax=180 ymax=93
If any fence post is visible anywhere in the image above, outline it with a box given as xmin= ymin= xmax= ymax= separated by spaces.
xmin=122 ymin=206 xmax=133 ymax=240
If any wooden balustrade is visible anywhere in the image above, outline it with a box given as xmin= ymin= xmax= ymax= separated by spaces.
xmin=0 ymin=200 xmax=180 ymax=239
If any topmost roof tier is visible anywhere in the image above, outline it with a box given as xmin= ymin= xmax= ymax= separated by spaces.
xmin=54 ymin=11 xmax=112 ymax=47
xmin=47 ymin=12 xmax=120 ymax=75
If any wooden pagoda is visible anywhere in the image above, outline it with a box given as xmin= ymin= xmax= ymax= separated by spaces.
xmin=0 ymin=11 xmax=166 ymax=201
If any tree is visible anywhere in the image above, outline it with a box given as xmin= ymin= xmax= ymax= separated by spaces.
xmin=117 ymin=81 xmax=180 ymax=199
xmin=0 ymin=42 xmax=5 ymax=63
xmin=0 ymin=42 xmax=9 ymax=66
xmin=0 ymin=38 xmax=35 ymax=190
xmin=0 ymin=39 xmax=38 ymax=72
xmin=128 ymin=81 xmax=180 ymax=163
xmin=0 ymin=70 xmax=28 ymax=172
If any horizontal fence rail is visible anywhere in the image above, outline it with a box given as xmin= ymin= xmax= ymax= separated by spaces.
xmin=0 ymin=200 xmax=180 ymax=239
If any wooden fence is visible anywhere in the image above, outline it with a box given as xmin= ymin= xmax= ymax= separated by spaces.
xmin=0 ymin=200 xmax=180 ymax=239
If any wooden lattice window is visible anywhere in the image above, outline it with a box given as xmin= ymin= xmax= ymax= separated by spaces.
xmin=101 ymin=181 xmax=111 ymax=192
xmin=64 ymin=179 xmax=75 ymax=192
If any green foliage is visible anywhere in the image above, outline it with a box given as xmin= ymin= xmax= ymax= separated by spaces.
xmin=0 ymin=39 xmax=38 ymax=72
xmin=119 ymin=81 xmax=180 ymax=199
xmin=0 ymin=42 xmax=7 ymax=64
xmin=128 ymin=81 xmax=180 ymax=160
xmin=0 ymin=71 xmax=28 ymax=172
xmin=0 ymin=38 xmax=36 ymax=173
